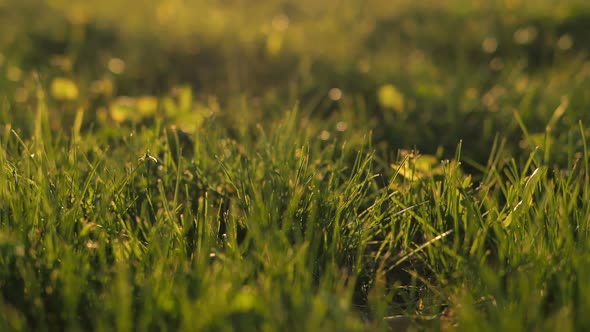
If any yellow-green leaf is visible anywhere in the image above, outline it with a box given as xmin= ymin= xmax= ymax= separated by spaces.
xmin=51 ymin=77 xmax=79 ymax=100
xmin=136 ymin=96 xmax=158 ymax=116
xmin=378 ymin=84 xmax=404 ymax=112
xmin=266 ymin=32 xmax=283 ymax=56
xmin=110 ymin=97 xmax=137 ymax=123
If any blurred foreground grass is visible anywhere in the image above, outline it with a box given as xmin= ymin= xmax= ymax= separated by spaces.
xmin=2 ymin=0 xmax=590 ymax=331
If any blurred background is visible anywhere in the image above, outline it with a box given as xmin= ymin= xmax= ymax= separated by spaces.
xmin=1 ymin=0 xmax=590 ymax=168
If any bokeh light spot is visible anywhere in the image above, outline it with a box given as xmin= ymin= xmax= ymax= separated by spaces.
xmin=7 ymin=66 xmax=22 ymax=81
xmin=336 ymin=121 xmax=348 ymax=132
xmin=357 ymin=59 xmax=370 ymax=73
xmin=272 ymin=14 xmax=289 ymax=32
xmin=489 ymin=57 xmax=504 ymax=71
xmin=108 ymin=58 xmax=125 ymax=74
xmin=15 ymin=88 xmax=28 ymax=103
xmin=329 ymin=88 xmax=342 ymax=101
xmin=557 ymin=35 xmax=573 ymax=50
xmin=513 ymin=26 xmax=537 ymax=45
xmin=482 ymin=37 xmax=498 ymax=53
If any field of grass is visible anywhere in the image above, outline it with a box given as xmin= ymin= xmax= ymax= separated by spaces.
xmin=2 ymin=0 xmax=590 ymax=330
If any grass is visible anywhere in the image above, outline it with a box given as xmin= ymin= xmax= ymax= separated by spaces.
xmin=2 ymin=0 xmax=590 ymax=331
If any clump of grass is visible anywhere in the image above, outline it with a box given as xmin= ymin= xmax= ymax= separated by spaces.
xmin=3 ymin=77 xmax=590 ymax=331
xmin=0 ymin=100 xmax=400 ymax=330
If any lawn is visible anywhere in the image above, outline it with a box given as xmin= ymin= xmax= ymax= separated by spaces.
xmin=1 ymin=0 xmax=590 ymax=331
